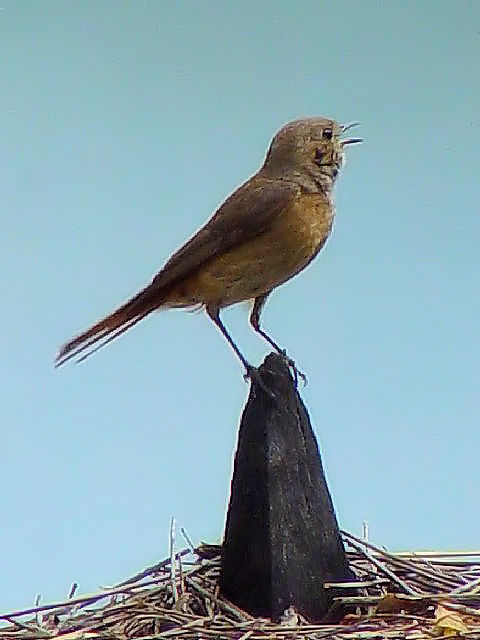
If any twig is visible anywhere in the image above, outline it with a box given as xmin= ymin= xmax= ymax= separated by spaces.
xmin=0 ymin=577 xmax=177 ymax=622
xmin=170 ymin=517 xmax=178 ymax=603
xmin=451 ymin=574 xmax=480 ymax=595
xmin=3 ymin=534 xmax=480 ymax=640
xmin=342 ymin=534 xmax=418 ymax=595
xmin=324 ymin=578 xmax=389 ymax=589
xmin=342 ymin=531 xmax=460 ymax=590
xmin=2 ymin=617 xmax=52 ymax=638
xmin=113 ymin=548 xmax=190 ymax=587
xmin=180 ymin=527 xmax=195 ymax=554
xmin=440 ymin=600 xmax=480 ymax=619
xmin=184 ymin=577 xmax=253 ymax=622
xmin=68 ymin=583 xmax=78 ymax=599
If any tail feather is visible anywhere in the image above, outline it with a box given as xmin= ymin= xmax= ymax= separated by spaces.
xmin=55 ymin=284 xmax=165 ymax=367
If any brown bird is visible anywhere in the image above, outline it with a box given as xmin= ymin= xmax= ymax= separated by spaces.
xmin=55 ymin=117 xmax=361 ymax=377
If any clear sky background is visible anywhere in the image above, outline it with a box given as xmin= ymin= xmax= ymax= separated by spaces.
xmin=1 ymin=0 xmax=479 ymax=613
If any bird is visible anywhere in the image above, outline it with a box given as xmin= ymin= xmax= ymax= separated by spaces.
xmin=55 ymin=116 xmax=361 ymax=379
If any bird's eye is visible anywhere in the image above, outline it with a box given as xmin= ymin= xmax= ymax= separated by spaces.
xmin=322 ymin=127 xmax=333 ymax=140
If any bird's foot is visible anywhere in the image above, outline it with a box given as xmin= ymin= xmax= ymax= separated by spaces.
xmin=244 ymin=365 xmax=277 ymax=400
xmin=277 ymin=350 xmax=308 ymax=387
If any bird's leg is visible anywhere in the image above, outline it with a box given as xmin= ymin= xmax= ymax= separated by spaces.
xmin=250 ymin=294 xmax=284 ymax=353
xmin=206 ymin=306 xmax=275 ymax=399
xmin=250 ymin=294 xmax=307 ymax=386
xmin=207 ymin=307 xmax=252 ymax=371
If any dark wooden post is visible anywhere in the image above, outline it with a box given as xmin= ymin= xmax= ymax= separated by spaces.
xmin=220 ymin=353 xmax=353 ymax=621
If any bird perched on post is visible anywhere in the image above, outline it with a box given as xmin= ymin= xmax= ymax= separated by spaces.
xmin=56 ymin=117 xmax=361 ymax=378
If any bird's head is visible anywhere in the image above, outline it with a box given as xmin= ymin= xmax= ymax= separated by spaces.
xmin=262 ymin=117 xmax=362 ymax=190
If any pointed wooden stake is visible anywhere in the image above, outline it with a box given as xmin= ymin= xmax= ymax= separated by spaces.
xmin=220 ymin=353 xmax=353 ymax=621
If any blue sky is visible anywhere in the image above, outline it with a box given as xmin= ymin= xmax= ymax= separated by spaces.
xmin=1 ymin=1 xmax=479 ymax=613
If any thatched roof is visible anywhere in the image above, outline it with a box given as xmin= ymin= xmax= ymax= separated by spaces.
xmin=2 ymin=531 xmax=480 ymax=639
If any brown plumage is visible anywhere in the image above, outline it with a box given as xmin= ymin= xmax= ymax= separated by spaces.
xmin=55 ymin=117 xmax=361 ymax=370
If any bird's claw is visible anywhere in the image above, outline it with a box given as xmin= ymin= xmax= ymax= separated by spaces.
xmin=278 ymin=350 xmax=307 ymax=387
xmin=244 ymin=365 xmax=277 ymax=400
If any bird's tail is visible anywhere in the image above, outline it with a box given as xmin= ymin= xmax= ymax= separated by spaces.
xmin=55 ymin=283 xmax=167 ymax=367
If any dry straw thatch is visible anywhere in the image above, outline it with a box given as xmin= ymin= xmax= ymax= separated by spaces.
xmin=2 ymin=530 xmax=480 ymax=640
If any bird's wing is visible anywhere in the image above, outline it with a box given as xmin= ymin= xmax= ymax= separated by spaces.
xmin=152 ymin=176 xmax=298 ymax=289
xmin=55 ymin=176 xmax=297 ymax=367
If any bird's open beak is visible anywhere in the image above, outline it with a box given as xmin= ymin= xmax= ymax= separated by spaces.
xmin=341 ymin=137 xmax=363 ymax=146
xmin=340 ymin=122 xmax=362 ymax=146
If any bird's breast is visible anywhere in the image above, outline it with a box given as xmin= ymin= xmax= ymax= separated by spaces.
xmin=168 ymin=193 xmax=334 ymax=309
xmin=279 ymin=192 xmax=335 ymax=268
